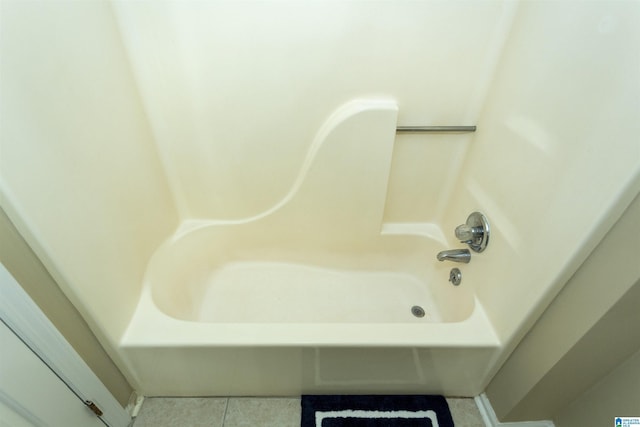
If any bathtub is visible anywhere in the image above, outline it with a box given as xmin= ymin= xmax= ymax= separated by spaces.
xmin=120 ymin=221 xmax=500 ymax=396
xmin=119 ymin=100 xmax=500 ymax=396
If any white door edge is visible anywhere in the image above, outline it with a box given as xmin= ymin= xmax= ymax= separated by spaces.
xmin=0 ymin=263 xmax=131 ymax=427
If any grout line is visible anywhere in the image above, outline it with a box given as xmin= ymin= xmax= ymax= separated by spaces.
xmin=221 ymin=397 xmax=230 ymax=427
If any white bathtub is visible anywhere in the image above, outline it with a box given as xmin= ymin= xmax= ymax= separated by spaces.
xmin=120 ymin=220 xmax=500 ymax=396
xmin=151 ymin=222 xmax=475 ymax=324
xmin=120 ymin=100 xmax=500 ymax=396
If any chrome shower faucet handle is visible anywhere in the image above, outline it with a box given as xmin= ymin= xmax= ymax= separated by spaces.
xmin=455 ymin=212 xmax=490 ymax=253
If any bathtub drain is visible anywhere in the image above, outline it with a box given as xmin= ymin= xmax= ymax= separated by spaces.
xmin=411 ymin=305 xmax=425 ymax=318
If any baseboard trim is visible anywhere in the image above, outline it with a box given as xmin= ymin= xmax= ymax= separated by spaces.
xmin=475 ymin=394 xmax=555 ymax=427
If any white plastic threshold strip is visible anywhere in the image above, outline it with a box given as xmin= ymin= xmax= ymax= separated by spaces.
xmin=475 ymin=393 xmax=555 ymax=427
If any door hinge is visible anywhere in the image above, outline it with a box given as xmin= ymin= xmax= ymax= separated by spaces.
xmin=85 ymin=400 xmax=104 ymax=417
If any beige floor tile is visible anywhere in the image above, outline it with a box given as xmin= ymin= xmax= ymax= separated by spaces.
xmin=133 ymin=397 xmax=228 ymax=427
xmin=223 ymin=398 xmax=301 ymax=427
xmin=446 ymin=397 xmax=486 ymax=427
xmin=131 ymin=396 xmax=484 ymax=427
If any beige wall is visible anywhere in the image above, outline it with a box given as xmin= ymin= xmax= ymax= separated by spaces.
xmin=553 ymin=348 xmax=640 ymax=427
xmin=485 ymin=193 xmax=640 ymax=421
xmin=0 ymin=208 xmax=132 ymax=406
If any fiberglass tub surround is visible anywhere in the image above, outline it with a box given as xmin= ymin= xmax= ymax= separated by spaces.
xmin=121 ymin=100 xmax=500 ymax=396
xmin=3 ymin=0 xmax=639 ymax=401
xmin=147 ymin=101 xmax=476 ymax=325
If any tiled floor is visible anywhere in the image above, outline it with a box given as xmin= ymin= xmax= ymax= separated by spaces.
xmin=132 ymin=396 xmax=486 ymax=426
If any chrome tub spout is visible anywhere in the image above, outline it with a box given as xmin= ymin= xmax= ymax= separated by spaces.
xmin=437 ymin=249 xmax=471 ymax=263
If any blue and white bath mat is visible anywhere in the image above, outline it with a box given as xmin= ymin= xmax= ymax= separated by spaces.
xmin=301 ymin=395 xmax=454 ymax=427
